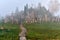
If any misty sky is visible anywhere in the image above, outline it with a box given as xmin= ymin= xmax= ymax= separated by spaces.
xmin=0 ymin=0 xmax=60 ymax=18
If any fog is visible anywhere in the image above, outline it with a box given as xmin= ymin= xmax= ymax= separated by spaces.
xmin=0 ymin=0 xmax=60 ymax=19
xmin=0 ymin=0 xmax=49 ymax=18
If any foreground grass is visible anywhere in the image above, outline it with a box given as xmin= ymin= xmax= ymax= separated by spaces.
xmin=24 ymin=22 xmax=60 ymax=40
xmin=0 ymin=22 xmax=60 ymax=40
xmin=0 ymin=23 xmax=20 ymax=40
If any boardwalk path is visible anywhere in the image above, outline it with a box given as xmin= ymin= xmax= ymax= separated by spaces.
xmin=19 ymin=24 xmax=27 ymax=40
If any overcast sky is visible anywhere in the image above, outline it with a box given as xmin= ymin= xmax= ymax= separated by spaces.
xmin=0 ymin=0 xmax=60 ymax=18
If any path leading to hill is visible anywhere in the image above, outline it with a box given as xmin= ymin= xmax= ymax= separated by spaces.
xmin=19 ymin=24 xmax=27 ymax=40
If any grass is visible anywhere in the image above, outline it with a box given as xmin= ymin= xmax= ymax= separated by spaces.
xmin=0 ymin=22 xmax=60 ymax=40
xmin=0 ymin=23 xmax=20 ymax=40
xmin=24 ymin=22 xmax=60 ymax=40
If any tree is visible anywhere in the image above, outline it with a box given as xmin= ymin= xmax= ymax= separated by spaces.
xmin=24 ymin=4 xmax=28 ymax=19
xmin=10 ymin=12 xmax=14 ymax=24
xmin=48 ymin=0 xmax=60 ymax=13
xmin=15 ymin=7 xmax=19 ymax=13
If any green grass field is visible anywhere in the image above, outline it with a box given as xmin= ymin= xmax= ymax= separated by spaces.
xmin=0 ymin=23 xmax=20 ymax=40
xmin=0 ymin=22 xmax=60 ymax=40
